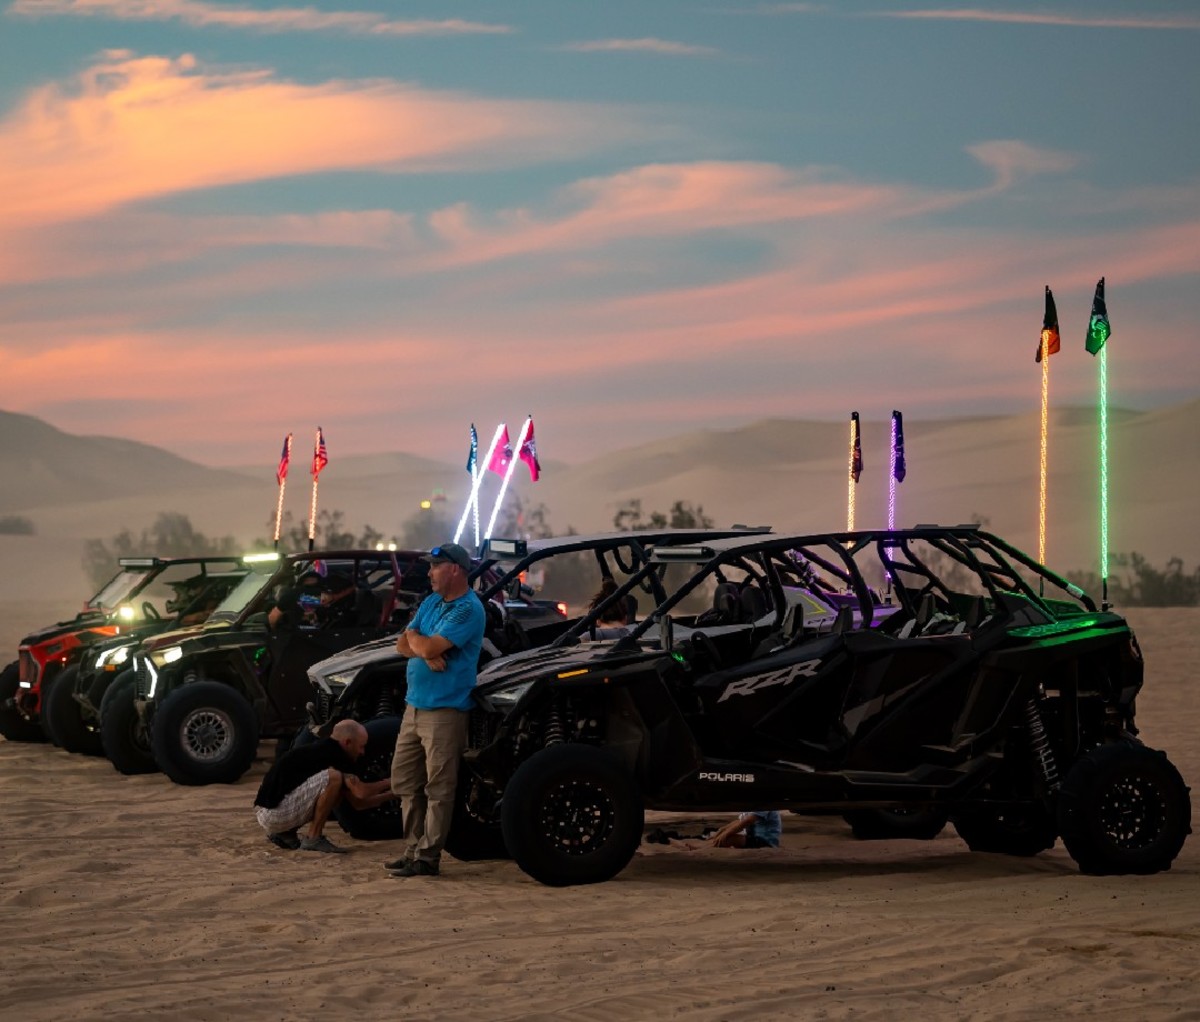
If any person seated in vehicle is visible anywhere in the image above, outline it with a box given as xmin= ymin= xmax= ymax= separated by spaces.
xmin=587 ymin=579 xmax=633 ymax=640
xmin=709 ymin=810 xmax=783 ymax=849
xmin=253 ymin=719 xmax=394 ymax=853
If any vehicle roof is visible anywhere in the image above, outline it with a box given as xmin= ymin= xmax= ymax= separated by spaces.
xmin=483 ymin=527 xmax=770 ymax=561
xmin=647 ymin=525 xmax=994 ymax=562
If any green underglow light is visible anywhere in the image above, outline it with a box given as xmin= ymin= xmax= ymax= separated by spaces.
xmin=1099 ymin=346 xmax=1109 ymax=602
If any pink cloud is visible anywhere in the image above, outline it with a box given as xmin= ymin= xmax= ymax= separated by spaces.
xmin=873 ymin=8 xmax=1200 ymax=31
xmin=0 ymin=51 xmax=636 ymax=228
xmin=10 ymin=0 xmax=514 ymax=35
xmin=559 ymin=38 xmax=720 ymax=56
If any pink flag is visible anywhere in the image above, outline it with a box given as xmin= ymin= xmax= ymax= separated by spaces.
xmin=519 ymin=419 xmax=541 ymax=482
xmin=487 ymin=425 xmax=512 ymax=475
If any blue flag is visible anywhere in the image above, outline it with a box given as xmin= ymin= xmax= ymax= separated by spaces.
xmin=892 ymin=411 xmax=906 ymax=483
xmin=466 ymin=423 xmax=479 ymax=475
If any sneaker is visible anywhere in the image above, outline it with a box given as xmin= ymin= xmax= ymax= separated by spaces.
xmin=267 ymin=829 xmax=301 ymax=850
xmin=384 ymin=856 xmax=412 ymax=872
xmin=390 ymin=858 xmax=439 ymax=877
xmin=299 ymin=834 xmax=348 ymax=854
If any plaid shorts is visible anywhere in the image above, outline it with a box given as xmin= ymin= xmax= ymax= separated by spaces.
xmin=254 ymin=770 xmax=331 ymax=835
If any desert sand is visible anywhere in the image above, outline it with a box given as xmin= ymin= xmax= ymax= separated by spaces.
xmin=1 ymin=607 xmax=1197 ymax=1021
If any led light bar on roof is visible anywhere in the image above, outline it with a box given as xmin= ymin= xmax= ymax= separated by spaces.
xmin=118 ymin=557 xmax=159 ymax=568
xmin=486 ymin=538 xmax=527 ymax=558
xmin=243 ymin=552 xmax=281 ymax=564
xmin=651 ymin=545 xmax=715 ymax=562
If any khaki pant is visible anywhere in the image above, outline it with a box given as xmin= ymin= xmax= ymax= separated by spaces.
xmin=389 ymin=705 xmax=469 ymax=866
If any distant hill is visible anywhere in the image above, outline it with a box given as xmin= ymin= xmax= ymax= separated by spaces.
xmin=0 ymin=410 xmax=248 ymax=513
xmin=0 ymin=400 xmax=1196 ymax=605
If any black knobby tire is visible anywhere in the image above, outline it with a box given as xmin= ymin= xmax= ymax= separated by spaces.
xmin=951 ymin=804 xmax=1057 ymax=857
xmin=0 ymin=661 xmax=46 ymax=743
xmin=40 ymin=667 xmax=72 ymax=747
xmin=501 ymin=743 xmax=643 ymax=887
xmin=151 ymin=680 xmax=259 ymax=786
xmin=843 ymin=806 xmax=949 ymax=841
xmin=100 ymin=671 xmax=159 ymax=775
xmin=1058 ymin=740 xmax=1192 ymax=876
xmin=42 ymin=666 xmax=104 ymax=756
xmin=445 ymin=769 xmax=510 ymax=862
xmin=332 ymin=715 xmax=405 ymax=841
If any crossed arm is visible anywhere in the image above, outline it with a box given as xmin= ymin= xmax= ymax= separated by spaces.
xmin=396 ymin=629 xmax=454 ymax=672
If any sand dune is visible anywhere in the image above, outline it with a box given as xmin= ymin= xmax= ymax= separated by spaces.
xmin=1 ymin=607 xmax=1196 ymax=1021
xmin=3 ymin=400 xmax=1198 ymax=603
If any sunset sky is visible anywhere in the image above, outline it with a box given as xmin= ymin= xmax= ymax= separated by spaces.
xmin=2 ymin=1 xmax=1198 ymax=468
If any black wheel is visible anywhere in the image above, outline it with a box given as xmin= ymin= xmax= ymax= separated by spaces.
xmin=843 ymin=806 xmax=949 ymax=841
xmin=445 ymin=769 xmax=510 ymax=861
xmin=151 ymin=681 xmax=259 ymax=786
xmin=42 ymin=665 xmax=103 ymax=755
xmin=40 ymin=667 xmax=73 ymax=747
xmin=332 ymin=715 xmax=404 ymax=841
xmin=951 ymin=803 xmax=1057 ymax=857
xmin=501 ymin=743 xmax=643 ymax=887
xmin=0 ymin=661 xmax=46 ymax=743
xmin=100 ymin=672 xmax=158 ymax=775
xmin=1058 ymin=741 xmax=1192 ymax=876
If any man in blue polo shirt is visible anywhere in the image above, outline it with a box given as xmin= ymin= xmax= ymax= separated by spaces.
xmin=387 ymin=542 xmax=485 ymax=878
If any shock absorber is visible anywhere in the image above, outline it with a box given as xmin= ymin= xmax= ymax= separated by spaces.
xmin=1025 ymin=697 xmax=1059 ymax=790
xmin=376 ymin=687 xmax=395 ymax=718
xmin=543 ymin=695 xmax=567 ymax=746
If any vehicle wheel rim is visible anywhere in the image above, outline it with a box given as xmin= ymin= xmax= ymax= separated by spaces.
xmin=538 ymin=777 xmax=615 ymax=856
xmin=1098 ymin=775 xmax=1163 ymax=850
xmin=180 ymin=708 xmax=234 ymax=762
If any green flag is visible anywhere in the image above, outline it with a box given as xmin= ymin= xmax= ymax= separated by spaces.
xmin=1085 ymin=277 xmax=1111 ymax=355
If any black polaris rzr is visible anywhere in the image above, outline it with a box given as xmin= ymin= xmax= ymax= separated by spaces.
xmin=43 ymin=558 xmax=249 ymax=755
xmin=302 ymin=528 xmax=769 ymax=841
xmin=118 ymin=549 xmax=429 ymax=785
xmin=457 ymin=527 xmax=1191 ymax=886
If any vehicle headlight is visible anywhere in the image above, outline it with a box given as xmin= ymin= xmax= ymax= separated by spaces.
xmin=96 ymin=644 xmax=133 ymax=669
xmin=147 ymin=645 xmax=184 ymax=668
xmin=487 ymin=680 xmax=536 ymax=709
xmin=312 ymin=667 xmax=360 ymax=695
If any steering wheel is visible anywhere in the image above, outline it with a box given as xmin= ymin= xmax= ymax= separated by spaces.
xmin=141 ymin=601 xmax=161 ymax=621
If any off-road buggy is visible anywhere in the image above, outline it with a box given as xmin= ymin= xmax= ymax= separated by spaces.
xmin=302 ymin=528 xmax=770 ymax=842
xmin=42 ymin=559 xmax=250 ymax=756
xmin=0 ymin=557 xmax=240 ymax=743
xmin=457 ymin=526 xmax=1191 ymax=885
xmin=117 ymin=549 xmax=429 ymax=785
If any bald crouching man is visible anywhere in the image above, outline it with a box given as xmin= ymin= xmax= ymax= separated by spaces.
xmin=254 ymin=719 xmax=394 ymax=854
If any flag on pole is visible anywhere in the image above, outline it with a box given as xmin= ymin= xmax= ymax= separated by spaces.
xmin=518 ymin=417 xmax=541 ymax=482
xmin=1035 ymin=286 xmax=1061 ymax=362
xmin=488 ymin=425 xmax=512 ymax=475
xmin=312 ymin=427 xmax=328 ymax=479
xmin=275 ymin=434 xmax=292 ymax=486
xmin=466 ymin=423 xmax=479 ymax=475
xmin=892 ymin=411 xmax=906 ymax=483
xmin=850 ymin=412 xmax=863 ymax=483
xmin=1085 ymin=277 xmax=1111 ymax=355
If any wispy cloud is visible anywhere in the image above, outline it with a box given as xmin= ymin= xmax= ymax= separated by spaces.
xmin=9 ymin=0 xmax=515 ymax=35
xmin=871 ymin=8 xmax=1200 ymax=31
xmin=0 ymin=51 xmax=643 ymax=228
xmin=559 ymin=37 xmax=719 ymax=56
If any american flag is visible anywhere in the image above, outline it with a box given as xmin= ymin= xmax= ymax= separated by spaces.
xmin=312 ymin=427 xmax=328 ymax=479
xmin=276 ymin=433 xmax=292 ymax=486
